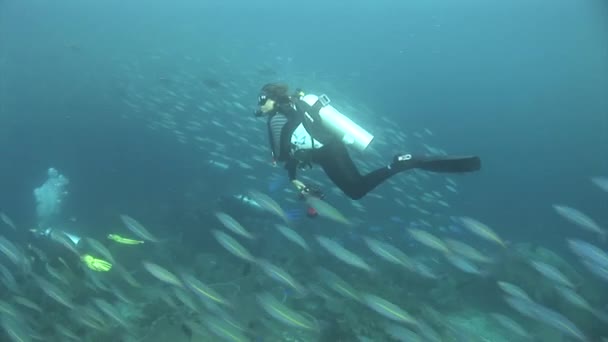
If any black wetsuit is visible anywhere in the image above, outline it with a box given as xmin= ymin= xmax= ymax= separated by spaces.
xmin=267 ymin=101 xmax=406 ymax=200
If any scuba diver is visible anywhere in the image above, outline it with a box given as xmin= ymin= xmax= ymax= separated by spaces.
xmin=28 ymin=226 xmax=112 ymax=273
xmin=254 ymin=83 xmax=481 ymax=200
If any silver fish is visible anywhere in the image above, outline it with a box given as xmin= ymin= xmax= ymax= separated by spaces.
xmin=505 ymin=296 xmax=587 ymax=341
xmin=447 ymin=254 xmax=483 ymax=275
xmin=256 ymin=259 xmax=305 ymax=294
xmin=459 ymin=217 xmax=506 ymax=247
xmin=142 ymin=261 xmax=183 ymax=287
xmin=274 ymin=224 xmax=309 ymax=251
xmin=530 ymin=260 xmax=575 ymax=288
xmin=204 ymin=315 xmax=251 ymax=342
xmin=33 ymin=275 xmax=75 ymax=309
xmin=568 ymin=239 xmax=608 ymax=268
xmin=363 ymin=237 xmax=412 ymax=270
xmin=316 ymin=235 xmax=371 ymax=272
xmin=0 ymin=236 xmax=27 ymax=267
xmin=361 ymin=293 xmax=417 ymax=326
xmin=247 ymin=190 xmax=288 ymax=222
xmin=497 ymin=281 xmax=532 ymax=302
xmin=553 ymin=204 xmax=606 ymax=240
xmin=306 ymin=197 xmax=351 ymax=226
xmin=490 ymin=313 xmax=530 ymax=339
xmin=215 ymin=212 xmax=254 ymax=240
xmin=120 ymin=214 xmax=159 ymax=243
xmin=212 ymin=230 xmax=256 ymax=263
xmin=316 ymin=267 xmax=361 ymax=301
xmin=444 ymin=238 xmax=493 ymax=264
xmin=408 ymin=229 xmax=450 ymax=254
xmin=0 ymin=212 xmax=16 ymax=230
xmin=554 ymin=285 xmax=594 ymax=314
xmin=256 ymin=292 xmax=317 ymax=331
xmin=0 ymin=314 xmax=31 ymax=342
xmin=84 ymin=238 xmax=115 ymax=263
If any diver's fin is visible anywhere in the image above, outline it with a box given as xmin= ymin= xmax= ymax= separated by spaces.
xmin=392 ymin=154 xmax=481 ymax=173
xmin=417 ymin=155 xmax=481 ymax=173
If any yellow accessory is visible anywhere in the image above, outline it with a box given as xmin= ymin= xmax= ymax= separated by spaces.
xmin=107 ymin=234 xmax=144 ymax=245
xmin=81 ymin=254 xmax=112 ymax=272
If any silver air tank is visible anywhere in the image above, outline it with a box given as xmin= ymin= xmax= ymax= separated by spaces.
xmin=301 ymin=94 xmax=374 ymax=152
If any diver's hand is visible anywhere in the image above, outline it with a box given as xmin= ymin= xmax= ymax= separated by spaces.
xmin=292 ymin=179 xmax=307 ymax=192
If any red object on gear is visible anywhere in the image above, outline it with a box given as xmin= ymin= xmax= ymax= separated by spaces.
xmin=306 ymin=207 xmax=318 ymax=218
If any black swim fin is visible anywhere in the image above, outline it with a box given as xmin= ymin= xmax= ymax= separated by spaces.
xmin=392 ymin=154 xmax=481 ymax=173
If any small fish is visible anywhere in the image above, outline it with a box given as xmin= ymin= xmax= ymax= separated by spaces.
xmin=56 ymin=323 xmax=79 ymax=341
xmin=490 ymin=313 xmax=530 ymax=339
xmin=412 ymin=260 xmax=440 ymax=279
xmin=0 ymin=300 xmax=19 ymax=319
xmin=408 ymin=229 xmax=451 ymax=255
xmin=204 ymin=315 xmax=250 ymax=342
xmin=316 ymin=235 xmax=371 ymax=272
xmin=107 ymin=233 xmax=143 ymax=245
xmin=553 ymin=205 xmax=606 ymax=240
xmin=49 ymin=231 xmax=80 ymax=256
xmin=84 ymin=238 xmax=115 ymax=263
xmin=93 ymin=298 xmax=130 ymax=328
xmin=33 ymin=274 xmax=75 ymax=309
xmin=0 ymin=314 xmax=31 ymax=342
xmin=383 ymin=323 xmax=422 ymax=342
xmin=119 ymin=215 xmax=159 ymax=243
xmin=45 ymin=263 xmax=69 ymax=286
xmin=361 ymin=293 xmax=417 ymax=326
xmin=505 ymin=296 xmax=587 ymax=341
xmin=13 ymin=296 xmax=42 ymax=313
xmin=582 ymin=259 xmax=608 ymax=283
xmin=142 ymin=261 xmax=183 ymax=287
xmin=256 ymin=259 xmax=305 ymax=294
xmin=447 ymin=254 xmax=483 ymax=275
xmin=114 ymin=263 xmax=141 ymax=288
xmin=215 ymin=212 xmax=254 ymax=239
xmin=247 ymin=190 xmax=289 ymax=222
xmin=459 ymin=217 xmax=506 ymax=247
xmin=305 ymin=197 xmax=351 ymax=225
xmin=530 ymin=260 xmax=575 ymax=288
xmin=567 ymin=239 xmax=608 ymax=268
xmin=554 ymin=285 xmax=594 ymax=314
xmin=316 ymin=267 xmax=361 ymax=301
xmin=0 ymin=212 xmax=16 ymax=230
xmin=256 ymin=292 xmax=317 ymax=330
xmin=0 ymin=263 xmax=18 ymax=292
xmin=75 ymin=306 xmax=106 ymax=331
xmin=363 ymin=237 xmax=413 ymax=270
xmin=497 ymin=281 xmax=532 ymax=302
xmin=417 ymin=320 xmax=442 ymax=342
xmin=173 ymin=287 xmax=200 ymax=312
xmin=212 ymin=230 xmax=256 ymax=263
xmin=274 ymin=224 xmax=310 ymax=251
xmin=444 ymin=238 xmax=493 ymax=264
xmin=0 ymin=236 xmax=27 ymax=266
xmin=181 ymin=273 xmax=229 ymax=307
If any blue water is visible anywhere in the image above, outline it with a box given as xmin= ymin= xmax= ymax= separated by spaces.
xmin=0 ymin=0 xmax=607 ymax=339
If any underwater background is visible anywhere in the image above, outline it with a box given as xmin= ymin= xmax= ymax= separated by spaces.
xmin=0 ymin=0 xmax=607 ymax=341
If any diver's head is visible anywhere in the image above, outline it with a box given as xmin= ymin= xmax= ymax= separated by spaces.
xmin=254 ymin=83 xmax=290 ymax=117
